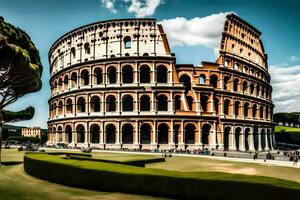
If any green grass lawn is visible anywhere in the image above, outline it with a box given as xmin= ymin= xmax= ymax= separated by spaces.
xmin=2 ymin=149 xmax=300 ymax=200
xmin=24 ymin=152 xmax=300 ymax=199
xmin=0 ymin=149 xmax=167 ymax=200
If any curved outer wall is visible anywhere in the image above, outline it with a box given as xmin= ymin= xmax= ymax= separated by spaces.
xmin=48 ymin=15 xmax=275 ymax=152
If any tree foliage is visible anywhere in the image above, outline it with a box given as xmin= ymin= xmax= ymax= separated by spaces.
xmin=0 ymin=16 xmax=42 ymax=110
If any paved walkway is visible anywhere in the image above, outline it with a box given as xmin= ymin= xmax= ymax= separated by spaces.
xmin=40 ymin=147 xmax=300 ymax=169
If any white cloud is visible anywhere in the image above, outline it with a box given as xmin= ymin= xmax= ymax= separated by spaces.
xmin=126 ymin=0 xmax=161 ymax=18
xmin=269 ymin=65 xmax=300 ymax=112
xmin=100 ymin=0 xmax=162 ymax=17
xmin=101 ymin=0 xmax=117 ymax=13
xmin=158 ymin=12 xmax=233 ymax=51
xmin=289 ymin=55 xmax=300 ymax=62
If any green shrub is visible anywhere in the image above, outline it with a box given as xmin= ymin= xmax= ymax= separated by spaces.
xmin=24 ymin=154 xmax=300 ymax=200
xmin=67 ymin=155 xmax=165 ymax=167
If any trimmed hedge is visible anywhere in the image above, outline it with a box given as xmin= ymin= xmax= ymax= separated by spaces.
xmin=24 ymin=153 xmax=300 ymax=200
xmin=67 ymin=155 xmax=165 ymax=167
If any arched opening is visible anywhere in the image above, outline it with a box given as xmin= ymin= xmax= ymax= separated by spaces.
xmin=84 ymin=42 xmax=90 ymax=54
xmin=179 ymin=75 xmax=191 ymax=93
xmin=252 ymin=104 xmax=257 ymax=118
xmin=260 ymin=106 xmax=264 ymax=119
xmin=122 ymin=95 xmax=133 ymax=111
xmin=58 ymin=78 xmax=62 ymax=91
xmin=244 ymin=102 xmax=250 ymax=117
xmin=214 ymin=98 xmax=219 ymax=114
xmin=94 ymin=68 xmax=103 ymax=84
xmin=90 ymin=124 xmax=100 ymax=144
xmin=66 ymin=99 xmax=73 ymax=114
xmin=256 ymin=85 xmax=261 ymax=96
xmin=71 ymin=47 xmax=76 ymax=58
xmin=253 ymin=127 xmax=259 ymax=151
xmin=107 ymin=67 xmax=116 ymax=84
xmin=186 ymin=96 xmax=193 ymax=111
xmin=122 ymin=65 xmax=133 ymax=83
xmin=58 ymin=101 xmax=63 ymax=115
xmin=76 ymin=124 xmax=85 ymax=143
xmin=157 ymin=65 xmax=168 ymax=83
xmin=81 ymin=70 xmax=89 ymax=86
xmin=224 ymin=127 xmax=231 ymax=151
xmin=185 ymin=124 xmax=195 ymax=144
xmin=57 ymin=126 xmax=63 ymax=142
xmin=71 ymin=72 xmax=77 ymax=87
xmin=234 ymin=101 xmax=240 ymax=116
xmin=250 ymin=83 xmax=255 ymax=94
xmin=245 ymin=128 xmax=250 ymax=151
xmin=157 ymin=95 xmax=168 ymax=111
xmin=124 ymin=36 xmax=131 ymax=49
xmin=201 ymin=124 xmax=211 ymax=145
xmin=140 ymin=65 xmax=150 ymax=83
xmin=90 ymin=96 xmax=100 ymax=112
xmin=122 ymin=124 xmax=133 ymax=144
xmin=223 ymin=76 xmax=230 ymax=90
xmin=233 ymin=78 xmax=239 ymax=92
xmin=224 ymin=99 xmax=230 ymax=115
xmin=158 ymin=123 xmax=169 ymax=144
xmin=106 ymin=124 xmax=116 ymax=144
xmin=199 ymin=74 xmax=206 ymax=84
xmin=106 ymin=95 xmax=116 ymax=112
xmin=261 ymin=129 xmax=266 ymax=150
xmin=65 ymin=125 xmax=72 ymax=143
xmin=77 ymin=97 xmax=86 ymax=113
xmin=174 ymin=124 xmax=180 ymax=144
xmin=141 ymin=124 xmax=151 ymax=144
xmin=200 ymin=95 xmax=209 ymax=112
xmin=243 ymin=81 xmax=248 ymax=93
xmin=63 ymin=75 xmax=68 ymax=90
xmin=235 ymin=127 xmax=242 ymax=151
xmin=174 ymin=95 xmax=181 ymax=111
xmin=210 ymin=75 xmax=218 ymax=88
xmin=140 ymin=95 xmax=150 ymax=111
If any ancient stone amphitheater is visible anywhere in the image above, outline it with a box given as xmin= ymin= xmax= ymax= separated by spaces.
xmin=47 ymin=14 xmax=275 ymax=152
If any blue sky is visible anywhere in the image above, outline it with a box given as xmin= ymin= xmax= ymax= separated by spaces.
xmin=1 ymin=0 xmax=300 ymax=128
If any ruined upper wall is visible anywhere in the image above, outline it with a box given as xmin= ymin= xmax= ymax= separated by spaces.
xmin=218 ymin=14 xmax=268 ymax=69
xmin=49 ymin=19 xmax=172 ymax=75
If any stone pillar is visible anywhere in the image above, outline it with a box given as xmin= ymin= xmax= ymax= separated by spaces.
xmin=240 ymin=130 xmax=246 ymax=151
xmin=170 ymin=120 xmax=174 ymax=144
xmin=209 ymin=93 xmax=214 ymax=113
xmin=258 ymin=129 xmax=262 ymax=151
xmin=170 ymin=91 xmax=174 ymax=112
xmin=134 ymin=120 xmax=139 ymax=145
xmin=211 ymin=122 xmax=217 ymax=149
xmin=117 ymin=63 xmax=121 ymax=84
xmin=102 ymin=92 xmax=105 ymax=114
xmin=229 ymin=127 xmax=236 ymax=151
xmin=198 ymin=122 xmax=202 ymax=145
xmin=135 ymin=92 xmax=139 ymax=112
xmin=100 ymin=122 xmax=104 ymax=145
xmin=116 ymin=121 xmax=120 ymax=144
xmin=152 ymin=121 xmax=157 ymax=144
xmin=249 ymin=131 xmax=255 ymax=151
xmin=151 ymin=91 xmax=156 ymax=112
xmin=118 ymin=92 xmax=121 ymax=114
xmin=169 ymin=63 xmax=173 ymax=84
xmin=265 ymin=132 xmax=270 ymax=150
xmin=180 ymin=120 xmax=184 ymax=144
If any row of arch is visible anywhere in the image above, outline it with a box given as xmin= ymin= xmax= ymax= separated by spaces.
xmin=50 ymin=93 xmax=272 ymax=120
xmin=51 ymin=64 xmax=169 ymax=93
xmin=48 ymin=123 xmax=275 ymax=151
xmin=198 ymin=74 xmax=271 ymax=100
xmin=49 ymin=123 xmax=207 ymax=145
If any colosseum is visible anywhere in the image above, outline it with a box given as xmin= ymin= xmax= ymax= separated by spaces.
xmin=47 ymin=14 xmax=275 ymax=152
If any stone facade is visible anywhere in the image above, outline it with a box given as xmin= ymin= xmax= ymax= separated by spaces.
xmin=47 ymin=14 xmax=275 ymax=151
xmin=22 ymin=127 xmax=41 ymax=138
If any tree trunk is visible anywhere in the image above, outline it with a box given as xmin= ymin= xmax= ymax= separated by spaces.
xmin=0 ymin=121 xmax=2 ymax=165
xmin=0 ymin=111 xmax=2 ymax=165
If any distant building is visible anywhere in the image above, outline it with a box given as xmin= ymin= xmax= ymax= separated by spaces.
xmin=21 ymin=127 xmax=41 ymax=138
